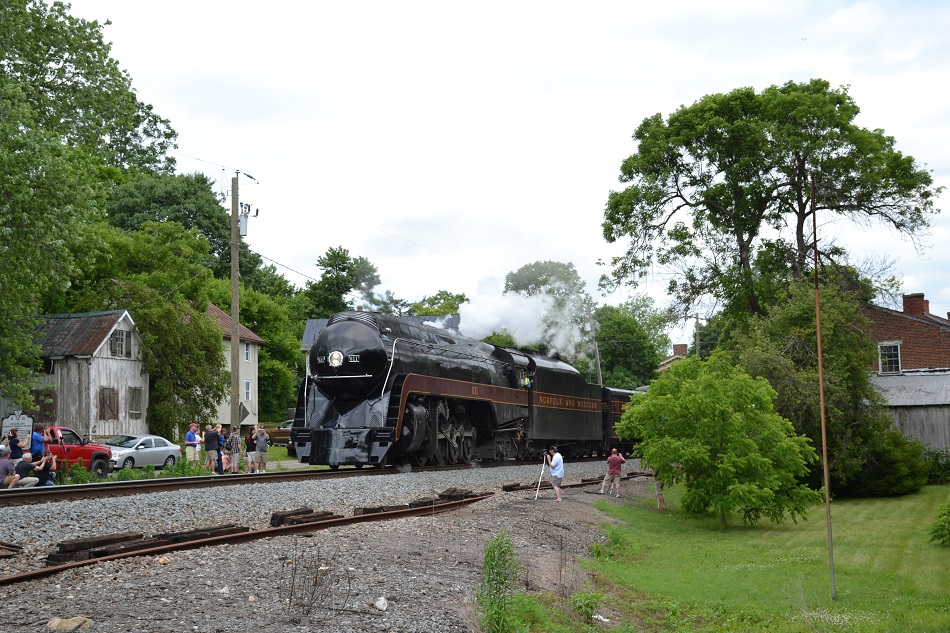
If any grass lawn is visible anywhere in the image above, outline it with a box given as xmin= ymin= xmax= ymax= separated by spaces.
xmin=577 ymin=484 xmax=950 ymax=632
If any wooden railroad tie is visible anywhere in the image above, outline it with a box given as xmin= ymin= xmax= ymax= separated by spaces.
xmin=47 ymin=525 xmax=250 ymax=565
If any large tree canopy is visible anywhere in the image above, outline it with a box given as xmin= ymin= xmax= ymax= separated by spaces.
xmin=618 ymin=353 xmax=820 ymax=529
xmin=602 ymin=79 xmax=941 ymax=317
xmin=1 ymin=0 xmax=177 ymax=173
xmin=733 ymin=280 xmax=927 ymax=496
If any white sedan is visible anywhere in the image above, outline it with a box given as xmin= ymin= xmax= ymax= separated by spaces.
xmin=106 ymin=434 xmax=181 ymax=469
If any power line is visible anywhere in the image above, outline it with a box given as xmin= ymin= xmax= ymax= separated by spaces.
xmin=374 ymin=227 xmax=503 ymax=276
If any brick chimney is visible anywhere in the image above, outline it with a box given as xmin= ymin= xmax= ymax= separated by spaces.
xmin=672 ymin=343 xmax=688 ymax=357
xmin=902 ymin=293 xmax=929 ymax=316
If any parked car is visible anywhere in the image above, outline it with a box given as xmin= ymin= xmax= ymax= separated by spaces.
xmin=105 ymin=434 xmax=181 ymax=470
xmin=264 ymin=421 xmax=293 ymax=446
xmin=47 ymin=426 xmax=114 ymax=477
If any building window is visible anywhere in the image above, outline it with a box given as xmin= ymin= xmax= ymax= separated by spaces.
xmin=879 ymin=343 xmax=901 ymax=374
xmin=99 ymin=387 xmax=118 ymax=420
xmin=244 ymin=379 xmax=252 ymax=402
xmin=244 ymin=342 xmax=251 ymax=362
xmin=110 ymin=330 xmax=132 ymax=358
xmin=128 ymin=387 xmax=142 ymax=420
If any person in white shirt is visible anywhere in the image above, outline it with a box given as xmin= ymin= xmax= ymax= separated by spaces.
xmin=545 ymin=446 xmax=564 ymax=502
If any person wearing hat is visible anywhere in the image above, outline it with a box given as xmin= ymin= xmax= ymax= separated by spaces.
xmin=0 ymin=446 xmax=19 ymax=488
xmin=184 ymin=423 xmax=201 ymax=464
xmin=545 ymin=446 xmax=564 ymax=502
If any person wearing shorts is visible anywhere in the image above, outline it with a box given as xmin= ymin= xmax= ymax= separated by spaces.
xmin=253 ymin=426 xmax=269 ymax=473
xmin=244 ymin=429 xmax=256 ymax=473
xmin=546 ymin=446 xmax=564 ymax=502
xmin=184 ymin=423 xmax=200 ymax=464
xmin=598 ymin=447 xmax=626 ymax=497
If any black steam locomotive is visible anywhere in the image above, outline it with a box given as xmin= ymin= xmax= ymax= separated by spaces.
xmin=290 ymin=311 xmax=635 ymax=468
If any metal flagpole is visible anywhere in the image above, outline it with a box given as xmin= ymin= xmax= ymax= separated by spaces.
xmin=811 ymin=172 xmax=837 ymax=601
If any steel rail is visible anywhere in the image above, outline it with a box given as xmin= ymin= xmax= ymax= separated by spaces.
xmin=0 ymin=493 xmax=494 ymax=587
xmin=0 ymin=464 xmax=472 ymax=507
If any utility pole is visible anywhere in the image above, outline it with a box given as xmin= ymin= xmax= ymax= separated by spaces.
xmin=230 ymin=174 xmax=240 ymax=431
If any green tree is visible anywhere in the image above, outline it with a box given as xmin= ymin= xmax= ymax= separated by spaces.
xmin=207 ymin=278 xmax=302 ymax=421
xmin=411 ymin=290 xmax=468 ymax=316
xmin=0 ymin=83 xmax=95 ymax=406
xmin=602 ymin=79 xmax=941 ymax=317
xmin=1 ymin=0 xmax=177 ymax=173
xmin=59 ymin=221 xmax=227 ymax=438
xmin=104 ymin=171 xmax=267 ymax=283
xmin=591 ymin=304 xmax=660 ymax=389
xmin=300 ymin=247 xmax=380 ymax=318
xmin=734 ymin=280 xmax=927 ymax=495
xmin=618 ymin=353 xmax=820 ymax=529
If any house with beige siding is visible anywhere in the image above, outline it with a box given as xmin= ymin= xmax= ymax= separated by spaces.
xmin=206 ymin=304 xmax=265 ymax=430
xmin=0 ymin=310 xmax=149 ymax=440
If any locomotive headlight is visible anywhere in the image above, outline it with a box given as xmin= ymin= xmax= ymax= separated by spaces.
xmin=328 ymin=350 xmax=344 ymax=368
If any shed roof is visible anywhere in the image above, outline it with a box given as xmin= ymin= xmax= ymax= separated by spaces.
xmin=870 ymin=371 xmax=950 ymax=407
xmin=36 ymin=310 xmax=130 ymax=358
xmin=206 ymin=304 xmax=265 ymax=345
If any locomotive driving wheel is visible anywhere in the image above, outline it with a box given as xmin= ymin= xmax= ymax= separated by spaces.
xmin=459 ymin=422 xmax=475 ymax=463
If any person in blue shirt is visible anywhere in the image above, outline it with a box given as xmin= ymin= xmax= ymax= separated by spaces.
xmin=546 ymin=446 xmax=564 ymax=502
xmin=31 ymin=425 xmax=51 ymax=461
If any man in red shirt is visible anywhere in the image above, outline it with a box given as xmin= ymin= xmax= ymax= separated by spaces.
xmin=598 ymin=447 xmax=626 ymax=497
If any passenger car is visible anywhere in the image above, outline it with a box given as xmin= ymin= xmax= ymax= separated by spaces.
xmin=105 ymin=434 xmax=181 ymax=469
xmin=264 ymin=421 xmax=293 ymax=446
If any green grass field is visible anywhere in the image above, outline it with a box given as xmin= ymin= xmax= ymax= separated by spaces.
xmin=576 ymin=484 xmax=950 ymax=632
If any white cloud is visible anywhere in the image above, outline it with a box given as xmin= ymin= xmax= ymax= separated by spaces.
xmin=66 ymin=0 xmax=950 ymax=328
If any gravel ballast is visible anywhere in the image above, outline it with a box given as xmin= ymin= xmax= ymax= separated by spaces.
xmin=0 ymin=460 xmax=648 ymax=632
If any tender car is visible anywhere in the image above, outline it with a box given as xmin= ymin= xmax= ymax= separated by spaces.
xmin=105 ymin=434 xmax=181 ymax=469
xmin=264 ymin=420 xmax=293 ymax=446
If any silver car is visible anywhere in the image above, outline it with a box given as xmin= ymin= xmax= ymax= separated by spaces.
xmin=106 ymin=434 xmax=181 ymax=469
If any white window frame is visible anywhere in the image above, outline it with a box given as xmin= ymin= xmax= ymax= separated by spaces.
xmin=244 ymin=379 xmax=252 ymax=402
xmin=244 ymin=342 xmax=251 ymax=362
xmin=878 ymin=342 xmax=901 ymax=374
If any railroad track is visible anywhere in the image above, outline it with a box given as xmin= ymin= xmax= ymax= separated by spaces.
xmin=0 ymin=456 xmax=610 ymax=506
xmin=0 ymin=463 xmax=471 ymax=506
xmin=0 ymin=470 xmax=652 ymax=587
xmin=0 ymin=491 xmax=493 ymax=587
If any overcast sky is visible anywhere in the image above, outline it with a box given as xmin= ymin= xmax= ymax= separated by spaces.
xmin=67 ymin=0 xmax=950 ymax=343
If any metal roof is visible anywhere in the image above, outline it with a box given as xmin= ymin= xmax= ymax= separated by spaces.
xmin=301 ymin=313 xmax=461 ymax=351
xmin=206 ymin=304 xmax=266 ymax=345
xmin=36 ymin=311 xmax=129 ymax=358
xmin=870 ymin=371 xmax=950 ymax=407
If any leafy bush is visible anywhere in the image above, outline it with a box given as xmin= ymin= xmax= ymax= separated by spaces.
xmin=113 ymin=464 xmax=155 ymax=481
xmin=928 ymin=504 xmax=950 ymax=546
xmin=569 ymin=591 xmax=602 ymax=623
xmin=477 ymin=530 xmax=521 ymax=633
xmin=838 ymin=430 xmax=928 ymax=497
xmin=923 ymin=448 xmax=950 ymax=484
xmin=160 ymin=459 xmax=213 ymax=478
xmin=60 ymin=461 xmax=97 ymax=485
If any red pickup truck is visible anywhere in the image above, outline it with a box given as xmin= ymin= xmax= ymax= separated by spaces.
xmin=45 ymin=426 xmax=114 ymax=477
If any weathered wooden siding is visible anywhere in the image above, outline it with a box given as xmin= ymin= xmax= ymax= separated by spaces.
xmin=888 ymin=406 xmax=950 ymax=450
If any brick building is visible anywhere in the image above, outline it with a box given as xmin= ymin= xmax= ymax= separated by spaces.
xmin=863 ymin=293 xmax=950 ymax=373
xmin=863 ymin=293 xmax=950 ymax=449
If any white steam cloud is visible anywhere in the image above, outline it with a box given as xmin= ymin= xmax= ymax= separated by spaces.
xmin=458 ymin=278 xmax=587 ymax=359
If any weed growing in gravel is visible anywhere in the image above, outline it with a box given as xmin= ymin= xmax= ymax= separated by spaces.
xmin=280 ymin=539 xmax=353 ymax=622
xmin=477 ymin=530 xmax=521 ymax=633
xmin=569 ymin=591 xmax=602 ymax=624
